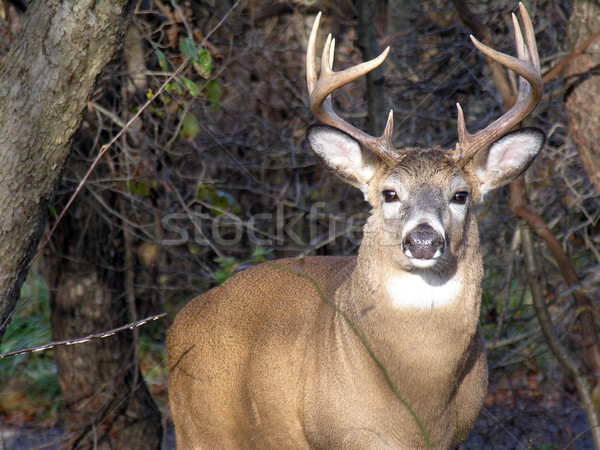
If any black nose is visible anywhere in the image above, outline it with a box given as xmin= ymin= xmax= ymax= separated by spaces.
xmin=403 ymin=223 xmax=444 ymax=260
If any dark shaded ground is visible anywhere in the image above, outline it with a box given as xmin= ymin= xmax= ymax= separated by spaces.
xmin=1 ymin=400 xmax=592 ymax=449
xmin=0 ymin=423 xmax=176 ymax=449
xmin=462 ymin=402 xmax=592 ymax=449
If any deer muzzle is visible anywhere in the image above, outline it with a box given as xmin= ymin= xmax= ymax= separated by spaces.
xmin=403 ymin=223 xmax=444 ymax=261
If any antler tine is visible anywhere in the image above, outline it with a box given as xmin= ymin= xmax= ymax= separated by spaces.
xmin=454 ymin=3 xmax=542 ymax=168
xmin=307 ymin=13 xmax=398 ymax=162
xmin=519 ymin=2 xmax=540 ymax=72
xmin=306 ymin=12 xmax=321 ymax=95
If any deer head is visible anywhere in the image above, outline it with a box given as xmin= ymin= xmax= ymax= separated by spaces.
xmin=306 ymin=5 xmax=544 ymax=286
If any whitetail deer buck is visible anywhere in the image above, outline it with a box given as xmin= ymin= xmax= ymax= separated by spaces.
xmin=168 ymin=4 xmax=544 ymax=448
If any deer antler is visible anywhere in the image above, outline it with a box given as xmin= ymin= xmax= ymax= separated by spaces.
xmin=454 ymin=3 xmax=542 ymax=168
xmin=307 ymin=12 xmax=398 ymax=163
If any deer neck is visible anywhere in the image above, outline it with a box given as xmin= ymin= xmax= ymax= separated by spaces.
xmin=334 ymin=217 xmax=484 ymax=381
xmin=350 ymin=212 xmax=483 ymax=310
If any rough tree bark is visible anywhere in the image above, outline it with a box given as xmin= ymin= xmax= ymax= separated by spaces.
xmin=49 ymin=195 xmax=163 ymax=448
xmin=0 ymin=1 xmax=163 ymax=447
xmin=563 ymin=0 xmax=600 ymax=195
xmin=0 ymin=0 xmax=135 ymax=338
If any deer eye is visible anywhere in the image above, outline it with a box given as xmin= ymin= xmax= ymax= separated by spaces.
xmin=452 ymin=191 xmax=468 ymax=205
xmin=383 ymin=190 xmax=398 ymax=203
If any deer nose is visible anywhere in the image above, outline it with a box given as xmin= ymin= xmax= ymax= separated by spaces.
xmin=403 ymin=223 xmax=444 ymax=260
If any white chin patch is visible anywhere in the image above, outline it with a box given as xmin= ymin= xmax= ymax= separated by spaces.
xmin=403 ymin=248 xmax=443 ymax=268
xmin=385 ymin=271 xmax=462 ymax=309
xmin=407 ymin=257 xmax=438 ymax=269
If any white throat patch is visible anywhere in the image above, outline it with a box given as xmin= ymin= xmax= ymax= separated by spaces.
xmin=385 ymin=271 xmax=462 ymax=309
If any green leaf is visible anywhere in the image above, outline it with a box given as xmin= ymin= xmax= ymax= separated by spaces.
xmin=214 ymin=256 xmax=237 ymax=285
xmin=215 ymin=190 xmax=236 ymax=209
xmin=155 ymin=49 xmax=169 ymax=72
xmin=250 ymin=246 xmax=269 ymax=262
xmin=195 ymin=48 xmax=212 ymax=78
xmin=126 ymin=180 xmax=150 ymax=196
xmin=204 ymin=80 xmax=221 ymax=110
xmin=181 ymin=76 xmax=201 ymax=98
xmin=165 ymin=82 xmax=183 ymax=94
xmin=179 ymin=37 xmax=197 ymax=60
xmin=196 ymin=184 xmax=240 ymax=215
xmin=179 ymin=112 xmax=200 ymax=141
xmin=179 ymin=37 xmax=212 ymax=78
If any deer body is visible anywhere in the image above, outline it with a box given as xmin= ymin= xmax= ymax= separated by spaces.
xmin=168 ymin=251 xmax=486 ymax=449
xmin=168 ymin=5 xmax=544 ymax=448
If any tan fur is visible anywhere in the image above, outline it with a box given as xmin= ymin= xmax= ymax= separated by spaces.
xmin=168 ymin=7 xmax=545 ymax=444
xmin=167 ymin=147 xmax=495 ymax=449
xmin=168 ymin=253 xmax=487 ymax=449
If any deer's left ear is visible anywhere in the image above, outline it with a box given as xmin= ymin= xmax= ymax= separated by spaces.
xmin=473 ymin=128 xmax=545 ymax=197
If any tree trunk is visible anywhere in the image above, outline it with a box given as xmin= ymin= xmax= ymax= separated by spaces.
xmin=563 ymin=0 xmax=600 ymax=195
xmin=0 ymin=0 xmax=136 ymax=339
xmin=355 ymin=0 xmax=387 ymax=136
xmin=49 ymin=197 xmax=163 ymax=449
xmin=0 ymin=0 xmax=163 ymax=446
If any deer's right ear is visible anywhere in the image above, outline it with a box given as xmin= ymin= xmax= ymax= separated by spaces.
xmin=307 ymin=125 xmax=378 ymax=193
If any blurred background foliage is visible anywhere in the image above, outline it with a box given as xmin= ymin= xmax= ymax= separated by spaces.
xmin=0 ymin=0 xmax=598 ymax=446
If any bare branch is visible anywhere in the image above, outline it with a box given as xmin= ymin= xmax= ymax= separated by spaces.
xmin=0 ymin=313 xmax=166 ymax=360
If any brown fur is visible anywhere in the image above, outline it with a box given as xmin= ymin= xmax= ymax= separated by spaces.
xmin=168 ymin=126 xmax=543 ymax=448
xmin=168 ymin=148 xmax=492 ymax=449
xmin=168 ymin=254 xmax=487 ymax=449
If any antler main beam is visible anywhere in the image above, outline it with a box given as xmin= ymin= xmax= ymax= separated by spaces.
xmin=307 ymin=12 xmax=398 ymax=163
xmin=453 ymin=2 xmax=542 ymax=168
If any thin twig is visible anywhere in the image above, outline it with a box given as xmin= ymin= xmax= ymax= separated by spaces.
xmin=0 ymin=313 xmax=166 ymax=360
xmin=33 ymin=0 xmax=243 ymax=262
xmin=542 ymin=29 xmax=600 ymax=84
